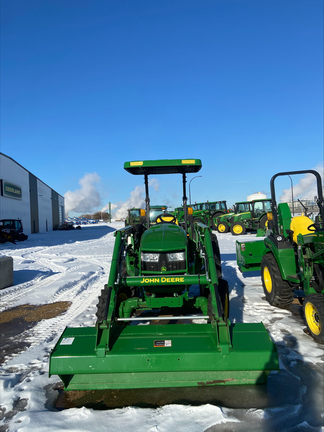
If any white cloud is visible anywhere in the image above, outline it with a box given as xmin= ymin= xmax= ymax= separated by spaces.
xmin=64 ymin=173 xmax=101 ymax=215
xmin=103 ymin=178 xmax=160 ymax=219
xmin=280 ymin=163 xmax=324 ymax=202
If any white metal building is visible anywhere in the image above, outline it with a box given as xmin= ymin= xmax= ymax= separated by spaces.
xmin=0 ymin=153 xmax=65 ymax=235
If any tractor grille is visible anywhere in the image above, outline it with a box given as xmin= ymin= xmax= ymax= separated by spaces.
xmin=141 ymin=253 xmax=186 ymax=273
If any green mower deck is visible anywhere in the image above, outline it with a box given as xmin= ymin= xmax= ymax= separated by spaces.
xmin=49 ymin=321 xmax=278 ymax=390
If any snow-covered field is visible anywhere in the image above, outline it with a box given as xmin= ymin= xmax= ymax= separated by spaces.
xmin=0 ymin=222 xmax=323 ymax=432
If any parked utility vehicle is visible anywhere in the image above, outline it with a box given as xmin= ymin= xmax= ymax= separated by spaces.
xmin=0 ymin=219 xmax=28 ymax=243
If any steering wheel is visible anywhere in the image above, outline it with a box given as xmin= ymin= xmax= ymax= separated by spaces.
xmin=155 ymin=214 xmax=177 ymax=224
xmin=308 ymin=222 xmax=324 ymax=232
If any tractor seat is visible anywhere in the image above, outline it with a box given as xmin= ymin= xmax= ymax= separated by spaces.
xmin=290 ymin=216 xmax=314 ymax=243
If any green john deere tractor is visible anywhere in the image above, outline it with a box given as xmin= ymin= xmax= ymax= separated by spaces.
xmin=172 ymin=200 xmax=228 ymax=229
xmin=125 ymin=208 xmax=145 ymax=227
xmin=216 ymin=201 xmax=252 ymax=234
xmin=227 ymin=199 xmax=272 ymax=236
xmin=49 ymin=159 xmax=278 ymax=392
xmin=236 ymin=170 xmax=324 ymax=343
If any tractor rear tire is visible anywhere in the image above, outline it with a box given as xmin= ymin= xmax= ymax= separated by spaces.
xmin=217 ymin=222 xmax=229 ymax=233
xmin=193 ymin=217 xmax=204 ymax=225
xmin=261 ymin=254 xmax=294 ymax=306
xmin=304 ymin=294 xmax=324 ymax=343
xmin=211 ymin=233 xmax=222 ymax=280
xmin=230 ymin=222 xmax=246 ymax=236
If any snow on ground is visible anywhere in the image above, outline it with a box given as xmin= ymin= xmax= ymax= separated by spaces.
xmin=0 ymin=223 xmax=323 ymax=432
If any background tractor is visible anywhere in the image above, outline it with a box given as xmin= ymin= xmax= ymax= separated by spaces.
xmin=216 ymin=201 xmax=252 ymax=234
xmin=236 ymin=170 xmax=324 ymax=343
xmin=172 ymin=200 xmax=228 ymax=229
xmin=227 ymin=199 xmax=272 ymax=236
xmin=125 ymin=205 xmax=168 ymax=227
xmin=49 ymin=159 xmax=278 ymax=392
xmin=124 ymin=207 xmax=146 ymax=227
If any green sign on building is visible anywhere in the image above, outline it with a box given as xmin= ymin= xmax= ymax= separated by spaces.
xmin=1 ymin=180 xmax=22 ymax=200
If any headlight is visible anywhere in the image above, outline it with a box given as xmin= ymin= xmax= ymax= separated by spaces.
xmin=167 ymin=252 xmax=185 ymax=262
xmin=141 ymin=252 xmax=160 ymax=262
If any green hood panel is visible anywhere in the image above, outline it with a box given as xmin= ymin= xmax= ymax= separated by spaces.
xmin=141 ymin=224 xmax=187 ymax=252
xmin=219 ymin=212 xmax=234 ymax=221
xmin=233 ymin=212 xmax=251 ymax=221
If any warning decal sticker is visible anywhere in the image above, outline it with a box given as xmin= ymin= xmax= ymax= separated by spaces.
xmin=154 ymin=340 xmax=172 ymax=347
xmin=60 ymin=337 xmax=75 ymax=345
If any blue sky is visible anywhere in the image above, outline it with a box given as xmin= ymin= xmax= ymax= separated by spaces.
xmin=1 ymin=0 xmax=323 ymax=216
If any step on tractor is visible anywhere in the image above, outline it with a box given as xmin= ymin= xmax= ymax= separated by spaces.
xmin=236 ymin=170 xmax=324 ymax=343
xmin=216 ymin=201 xmax=252 ymax=234
xmin=227 ymin=199 xmax=272 ymax=236
xmin=49 ymin=159 xmax=278 ymax=394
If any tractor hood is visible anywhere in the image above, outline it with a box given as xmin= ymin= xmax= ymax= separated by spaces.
xmin=233 ymin=212 xmax=251 ymax=221
xmin=141 ymin=224 xmax=187 ymax=252
xmin=219 ymin=212 xmax=234 ymax=220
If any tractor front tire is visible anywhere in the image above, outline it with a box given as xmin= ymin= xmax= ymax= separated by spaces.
xmin=259 ymin=215 xmax=268 ymax=230
xmin=219 ymin=278 xmax=230 ymax=319
xmin=304 ymin=294 xmax=324 ymax=343
xmin=207 ymin=279 xmax=229 ymax=320
xmin=217 ymin=222 xmax=229 ymax=233
xmin=96 ymin=284 xmax=111 ymax=323
xmin=211 ymin=212 xmax=223 ymax=230
xmin=261 ymin=254 xmax=294 ymax=306
xmin=230 ymin=222 xmax=246 ymax=236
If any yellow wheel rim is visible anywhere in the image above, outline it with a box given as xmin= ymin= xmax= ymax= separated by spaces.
xmin=233 ymin=224 xmax=243 ymax=234
xmin=265 ymin=220 xmax=269 ymax=228
xmin=219 ymin=224 xmax=226 ymax=232
xmin=263 ymin=266 xmax=272 ymax=293
xmin=305 ymin=302 xmax=321 ymax=335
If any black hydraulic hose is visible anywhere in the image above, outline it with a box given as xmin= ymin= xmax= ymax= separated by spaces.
xmin=144 ymin=174 xmax=150 ymax=228
xmin=183 ymin=173 xmax=188 ymax=233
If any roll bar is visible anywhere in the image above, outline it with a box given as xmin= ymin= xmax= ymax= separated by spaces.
xmin=270 ymin=170 xmax=324 ymax=234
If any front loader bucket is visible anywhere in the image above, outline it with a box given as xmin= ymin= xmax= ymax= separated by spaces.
xmin=49 ymin=321 xmax=278 ymax=391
